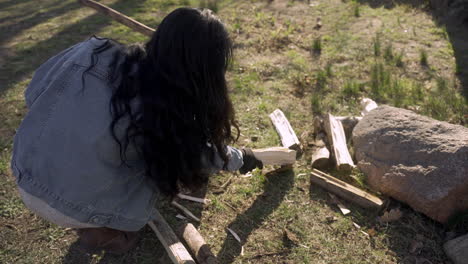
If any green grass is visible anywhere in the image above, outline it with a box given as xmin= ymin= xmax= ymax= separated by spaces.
xmin=1 ymin=0 xmax=467 ymax=263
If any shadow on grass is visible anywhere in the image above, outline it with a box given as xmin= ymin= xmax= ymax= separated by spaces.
xmin=61 ymin=226 xmax=169 ymax=264
xmin=309 ymin=175 xmax=449 ymax=263
xmin=216 ymin=169 xmax=295 ymax=263
xmin=356 ymin=0 xmax=468 ymax=98
xmin=0 ymin=0 xmax=153 ymax=98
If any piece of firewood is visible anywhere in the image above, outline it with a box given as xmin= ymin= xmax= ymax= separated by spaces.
xmin=177 ymin=223 xmax=218 ymax=264
xmin=360 ymin=98 xmax=378 ymax=116
xmin=252 ymin=147 xmax=296 ymax=166
xmin=323 ymin=113 xmax=355 ymax=171
xmin=334 ymin=116 xmax=362 ymax=141
xmin=310 ymin=169 xmax=383 ymax=209
xmin=311 ymin=146 xmax=330 ymax=169
xmin=148 ymin=210 xmax=195 ymax=264
xmin=78 ymin=0 xmax=155 ymax=37
xmin=269 ymin=109 xmax=301 ymax=151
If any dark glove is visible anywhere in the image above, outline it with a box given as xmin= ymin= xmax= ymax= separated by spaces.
xmin=239 ymin=148 xmax=263 ymax=174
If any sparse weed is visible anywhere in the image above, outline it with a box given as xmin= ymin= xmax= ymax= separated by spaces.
xmin=315 ymin=70 xmax=328 ymax=91
xmin=311 ymin=94 xmax=322 ymax=114
xmin=370 ymin=62 xmax=390 ymax=100
xmin=178 ymin=0 xmax=190 ymax=5
xmin=354 ymin=3 xmax=360 ymax=17
xmin=395 ymin=50 xmax=404 ymax=67
xmin=420 ymin=49 xmax=429 ymax=67
xmin=312 ymin=37 xmax=322 ymax=55
xmin=200 ymin=0 xmax=218 ymax=12
xmin=383 ymin=43 xmax=394 ymax=62
xmin=342 ymin=81 xmax=362 ymax=98
xmin=373 ymin=33 xmax=381 ymax=57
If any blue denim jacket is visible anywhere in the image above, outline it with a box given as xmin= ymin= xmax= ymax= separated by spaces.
xmin=11 ymin=37 xmax=243 ymax=231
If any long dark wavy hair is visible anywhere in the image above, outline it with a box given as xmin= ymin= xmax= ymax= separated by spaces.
xmin=92 ymin=8 xmax=238 ymax=196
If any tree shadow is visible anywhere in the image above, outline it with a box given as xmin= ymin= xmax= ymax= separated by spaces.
xmin=0 ymin=0 xmax=155 ymax=98
xmin=216 ymin=169 xmax=295 ymax=263
xmin=356 ymin=0 xmax=468 ymax=98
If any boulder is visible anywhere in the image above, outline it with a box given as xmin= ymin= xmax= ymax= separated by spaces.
xmin=352 ymin=105 xmax=468 ymax=223
xmin=444 ymin=233 xmax=468 ymax=264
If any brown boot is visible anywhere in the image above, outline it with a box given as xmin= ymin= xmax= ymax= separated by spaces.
xmin=76 ymin=227 xmax=139 ymax=254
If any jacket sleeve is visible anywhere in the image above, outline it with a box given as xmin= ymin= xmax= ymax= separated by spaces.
xmin=200 ymin=145 xmax=244 ymax=174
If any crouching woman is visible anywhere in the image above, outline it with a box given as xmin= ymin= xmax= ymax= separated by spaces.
xmin=11 ymin=7 xmax=262 ymax=254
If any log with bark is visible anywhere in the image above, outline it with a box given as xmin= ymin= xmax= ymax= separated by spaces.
xmin=148 ymin=210 xmax=196 ymax=264
xmin=177 ymin=223 xmax=218 ymax=264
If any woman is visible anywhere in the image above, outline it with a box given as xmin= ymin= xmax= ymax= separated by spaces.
xmin=11 ymin=7 xmax=262 ymax=254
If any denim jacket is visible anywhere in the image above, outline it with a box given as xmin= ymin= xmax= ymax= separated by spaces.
xmin=11 ymin=37 xmax=243 ymax=231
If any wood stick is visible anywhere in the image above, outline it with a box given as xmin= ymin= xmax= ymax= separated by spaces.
xmin=310 ymin=169 xmax=383 ymax=210
xmin=78 ymin=0 xmax=155 ymax=37
xmin=177 ymin=193 xmax=210 ymax=205
xmin=269 ymin=109 xmax=301 ymax=151
xmin=324 ymin=113 xmax=355 ymax=171
xmin=148 ymin=210 xmax=195 ymax=264
xmin=177 ymin=223 xmax=219 ymax=264
xmin=252 ymin=147 xmax=296 ymax=166
xmin=171 ymin=200 xmax=201 ymax=222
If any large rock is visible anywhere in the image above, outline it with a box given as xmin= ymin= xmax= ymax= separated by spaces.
xmin=352 ymin=105 xmax=468 ymax=223
xmin=444 ymin=233 xmax=468 ymax=264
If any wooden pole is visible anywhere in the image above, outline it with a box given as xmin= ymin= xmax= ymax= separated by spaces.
xmin=148 ymin=210 xmax=196 ymax=264
xmin=78 ymin=0 xmax=155 ymax=37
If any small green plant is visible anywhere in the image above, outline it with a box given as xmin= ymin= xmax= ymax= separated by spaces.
xmin=354 ymin=3 xmax=360 ymax=17
xmin=383 ymin=43 xmax=394 ymax=62
xmin=420 ymin=49 xmax=429 ymax=67
xmin=312 ymin=37 xmax=322 ymax=55
xmin=370 ymin=62 xmax=391 ymax=100
xmin=342 ymin=81 xmax=361 ymax=98
xmin=373 ymin=33 xmax=381 ymax=57
xmin=315 ymin=70 xmax=327 ymax=91
xmin=311 ymin=94 xmax=322 ymax=114
xmin=325 ymin=62 xmax=333 ymax=77
xmin=395 ymin=50 xmax=404 ymax=67
xmin=178 ymin=0 xmax=190 ymax=5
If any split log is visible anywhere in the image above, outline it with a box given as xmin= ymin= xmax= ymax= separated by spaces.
xmin=78 ymin=0 xmax=155 ymax=37
xmin=252 ymin=147 xmax=296 ymax=166
xmin=148 ymin=210 xmax=196 ymax=264
xmin=360 ymin=98 xmax=378 ymax=116
xmin=310 ymin=169 xmax=383 ymax=210
xmin=324 ymin=113 xmax=355 ymax=171
xmin=177 ymin=223 xmax=218 ymax=264
xmin=269 ymin=109 xmax=301 ymax=152
xmin=311 ymin=147 xmax=330 ymax=169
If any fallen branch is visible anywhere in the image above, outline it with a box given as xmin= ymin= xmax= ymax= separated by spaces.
xmin=148 ymin=210 xmax=195 ymax=264
xmin=310 ymin=169 xmax=383 ymax=210
xmin=78 ymin=0 xmax=155 ymax=36
xmin=177 ymin=193 xmax=210 ymax=205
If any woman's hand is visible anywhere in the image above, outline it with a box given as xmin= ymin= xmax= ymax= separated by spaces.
xmin=239 ymin=148 xmax=263 ymax=174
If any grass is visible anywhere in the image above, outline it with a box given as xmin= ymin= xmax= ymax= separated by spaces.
xmin=420 ymin=48 xmax=429 ymax=67
xmin=1 ymin=0 xmax=467 ymax=263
